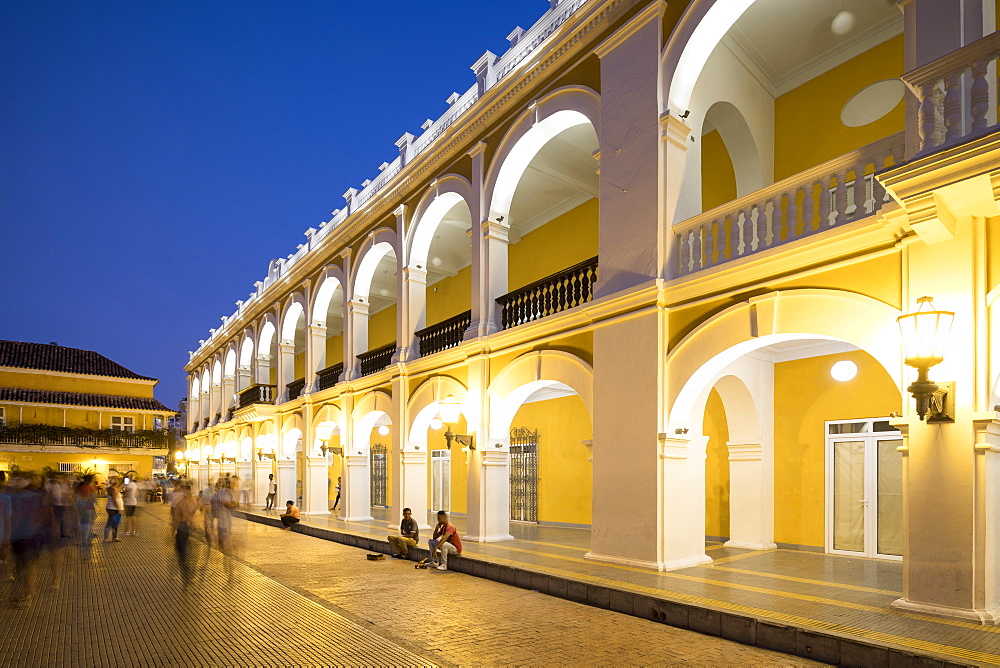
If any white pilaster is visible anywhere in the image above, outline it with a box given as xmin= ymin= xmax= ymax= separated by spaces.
xmin=343 ymin=453 xmax=374 ymax=521
xmin=254 ymin=460 xmax=273 ymax=507
xmin=401 ymin=450 xmax=431 ymax=530
xmin=303 ymin=456 xmax=329 ymax=515
xmin=276 ymin=458 xmax=296 ymax=507
xmin=465 ymin=141 xmax=488 ymax=339
xmin=345 ymin=299 xmax=369 ymax=381
xmin=305 ymin=324 xmax=327 ymax=392
xmin=277 ymin=342 xmax=295 ymax=402
xmin=725 ymin=441 xmax=777 ymax=550
xmin=464 ymin=447 xmax=514 ymax=542
xmin=398 ymin=266 xmax=428 ymax=361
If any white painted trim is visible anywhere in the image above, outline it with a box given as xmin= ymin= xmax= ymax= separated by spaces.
xmin=891 ymin=597 xmax=1000 ymax=624
xmin=0 ymin=366 xmax=158 ymax=386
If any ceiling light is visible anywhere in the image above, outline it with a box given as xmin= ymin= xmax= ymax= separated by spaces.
xmin=831 ymin=10 xmax=855 ymax=36
xmin=830 ymin=360 xmax=858 ymax=381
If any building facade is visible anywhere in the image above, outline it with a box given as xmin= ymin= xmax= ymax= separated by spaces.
xmin=184 ymin=0 xmax=1000 ymax=624
xmin=0 ymin=340 xmax=175 ymax=480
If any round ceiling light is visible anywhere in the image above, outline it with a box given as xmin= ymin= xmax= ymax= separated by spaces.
xmin=377 ymin=425 xmax=390 ymax=436
xmin=831 ymin=360 xmax=858 ymax=381
xmin=831 ymin=10 xmax=856 ymax=36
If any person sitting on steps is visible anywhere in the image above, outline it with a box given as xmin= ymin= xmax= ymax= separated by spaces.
xmin=387 ymin=507 xmax=419 ymax=559
xmin=427 ymin=510 xmax=462 ymax=571
xmin=279 ymin=500 xmax=300 ymax=530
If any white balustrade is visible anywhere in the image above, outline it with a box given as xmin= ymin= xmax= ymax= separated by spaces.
xmin=674 ymin=132 xmax=903 ymax=276
xmin=904 ymin=31 xmax=1000 ymax=155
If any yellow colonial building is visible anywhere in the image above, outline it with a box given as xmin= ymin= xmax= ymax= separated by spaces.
xmin=0 ymin=340 xmax=175 ymax=479
xmin=185 ymin=0 xmax=1000 ymax=624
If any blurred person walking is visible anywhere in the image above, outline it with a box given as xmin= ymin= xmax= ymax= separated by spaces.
xmin=0 ymin=472 xmax=11 ymax=580
xmin=170 ymin=484 xmax=199 ymax=586
xmin=7 ymin=472 xmax=51 ymax=605
xmin=103 ymin=478 xmax=123 ymax=543
xmin=121 ymin=476 xmax=139 ymax=536
xmin=74 ymin=474 xmax=97 ymax=561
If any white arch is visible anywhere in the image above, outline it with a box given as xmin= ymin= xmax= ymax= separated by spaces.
xmin=487 ymin=350 xmax=594 ymax=441
xmin=224 ymin=348 xmax=236 ymax=377
xmin=666 ymin=290 xmax=902 ymax=430
xmin=407 ymin=176 xmax=475 ymax=270
xmin=352 ymin=239 xmax=398 ymax=303
xmin=663 ymin=0 xmax=756 ymax=114
xmin=212 ymin=359 xmax=222 ymax=385
xmin=407 ymin=375 xmax=469 ymax=451
xmin=704 ymin=100 xmax=763 ymax=197
xmin=191 ymin=376 xmax=200 ymax=396
xmin=352 ymin=391 xmax=393 ymax=453
xmin=311 ymin=269 xmax=346 ymax=325
xmin=258 ymin=320 xmax=276 ymax=354
xmin=484 ymin=86 xmax=600 ymax=223
xmin=239 ymin=336 xmax=254 ymax=368
xmin=280 ymin=295 xmax=306 ymax=344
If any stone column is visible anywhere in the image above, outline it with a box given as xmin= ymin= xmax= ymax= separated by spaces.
xmin=305 ymin=324 xmax=326 ymax=393
xmin=276 ymin=458 xmax=296 ymax=508
xmin=303 ymin=456 xmax=329 ymax=515
xmin=253 ymin=460 xmax=272 ymax=507
xmin=479 ymin=220 xmax=509 ymax=335
xmin=342 ymin=453 xmax=373 ymax=522
xmin=400 ymin=451 xmax=431 ymax=530
xmin=398 ymin=266 xmax=427 ymax=362
xmin=725 ymin=441 xmax=777 ymax=550
xmin=221 ymin=375 xmax=235 ymax=420
xmin=255 ymin=354 xmax=272 ymax=386
xmin=465 ymin=141 xmax=489 ymax=339
xmin=345 ymin=300 xmax=369 ymax=381
xmin=277 ymin=342 xmax=294 ymax=403
xmin=464 ymin=354 xmax=513 ymax=542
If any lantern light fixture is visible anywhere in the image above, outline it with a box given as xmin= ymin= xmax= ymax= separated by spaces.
xmin=897 ymin=296 xmax=955 ymax=422
xmin=437 ymin=394 xmax=475 ymax=450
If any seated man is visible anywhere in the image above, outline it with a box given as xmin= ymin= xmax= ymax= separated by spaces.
xmin=279 ymin=500 xmax=300 ymax=530
xmin=427 ymin=510 xmax=462 ymax=571
xmin=387 ymin=507 xmax=419 ymax=559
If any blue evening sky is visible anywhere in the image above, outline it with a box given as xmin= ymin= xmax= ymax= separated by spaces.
xmin=1 ymin=0 xmax=546 ymax=410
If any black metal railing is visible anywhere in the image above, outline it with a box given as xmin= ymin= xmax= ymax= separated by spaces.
xmin=416 ymin=310 xmax=471 ymax=357
xmin=224 ymin=409 xmax=233 ymax=423
xmin=287 ymin=378 xmax=306 ymax=401
xmin=0 ymin=423 xmax=177 ymax=449
xmin=497 ymin=256 xmax=598 ymax=330
xmin=192 ymin=421 xmax=200 ymax=432
xmin=358 ymin=342 xmax=396 ymax=376
xmin=317 ymin=363 xmax=343 ymax=391
xmin=237 ymin=383 xmax=276 ymax=409
xmin=214 ymin=412 xmax=221 ymax=424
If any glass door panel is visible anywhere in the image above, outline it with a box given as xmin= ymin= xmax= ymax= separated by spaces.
xmin=833 ymin=440 xmax=866 ymax=553
xmin=876 ymin=438 xmax=903 ymax=557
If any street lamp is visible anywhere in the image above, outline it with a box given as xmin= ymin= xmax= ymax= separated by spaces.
xmin=438 ymin=394 xmax=475 ymax=450
xmin=898 ymin=296 xmax=954 ymax=422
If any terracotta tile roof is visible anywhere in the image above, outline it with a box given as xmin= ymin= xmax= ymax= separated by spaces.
xmin=0 ymin=340 xmax=155 ymax=380
xmin=0 ymin=387 xmax=172 ymax=413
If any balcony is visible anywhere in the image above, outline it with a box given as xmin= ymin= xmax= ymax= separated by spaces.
xmin=237 ymin=384 xmax=276 ymax=409
xmin=675 ymin=133 xmax=904 ymax=276
xmin=286 ymin=378 xmax=306 ymax=401
xmin=0 ymin=423 xmax=176 ymax=449
xmin=416 ymin=310 xmax=471 ymax=357
xmin=317 ymin=363 xmax=343 ymax=391
xmin=497 ymin=256 xmax=599 ymax=330
xmin=358 ymin=342 xmax=396 ymax=376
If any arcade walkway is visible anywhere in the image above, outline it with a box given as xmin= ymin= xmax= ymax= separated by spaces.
xmin=243 ymin=506 xmax=1000 ymax=666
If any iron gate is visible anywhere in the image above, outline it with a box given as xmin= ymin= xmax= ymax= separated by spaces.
xmin=370 ymin=443 xmax=387 ymax=508
xmin=509 ymin=427 xmax=539 ymax=522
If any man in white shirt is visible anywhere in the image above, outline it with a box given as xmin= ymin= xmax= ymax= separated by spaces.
xmin=121 ymin=477 xmax=140 ymax=536
xmin=264 ymin=474 xmax=277 ymax=511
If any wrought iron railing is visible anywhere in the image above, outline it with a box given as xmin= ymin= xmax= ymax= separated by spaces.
xmin=317 ymin=363 xmax=343 ymax=391
xmin=286 ymin=378 xmax=306 ymax=401
xmin=214 ymin=412 xmax=221 ymax=424
xmin=358 ymin=342 xmax=396 ymax=376
xmin=674 ymin=133 xmax=903 ymax=276
xmin=0 ymin=423 xmax=177 ymax=449
xmin=192 ymin=421 xmax=200 ymax=432
xmin=224 ymin=409 xmax=233 ymax=423
xmin=237 ymin=384 xmax=276 ymax=409
xmin=416 ymin=310 xmax=472 ymax=357
xmin=497 ymin=257 xmax=598 ymax=330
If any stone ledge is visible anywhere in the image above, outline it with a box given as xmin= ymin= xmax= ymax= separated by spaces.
xmin=233 ymin=512 xmax=973 ymax=668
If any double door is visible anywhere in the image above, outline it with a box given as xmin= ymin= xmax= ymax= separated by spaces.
xmin=825 ymin=419 xmax=902 ymax=560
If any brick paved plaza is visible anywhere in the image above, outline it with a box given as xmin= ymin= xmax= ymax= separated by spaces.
xmin=0 ymin=505 xmax=822 ymax=666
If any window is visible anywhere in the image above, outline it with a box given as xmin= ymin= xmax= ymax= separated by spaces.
xmin=152 ymin=417 xmax=163 ymax=430
xmin=59 ymin=463 xmax=82 ymax=474
xmin=109 ymin=416 xmax=135 ymax=433
xmin=0 ymin=406 xmax=5 ymax=427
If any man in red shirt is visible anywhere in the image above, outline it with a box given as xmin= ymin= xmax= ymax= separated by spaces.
xmin=427 ymin=510 xmax=462 ymax=571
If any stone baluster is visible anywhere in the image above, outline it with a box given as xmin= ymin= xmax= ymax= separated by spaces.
xmin=755 ymin=200 xmax=768 ymax=250
xmin=733 ymin=209 xmax=745 ymax=257
xmin=942 ymin=72 xmax=963 ymax=144
xmin=704 ymin=220 xmax=716 ymax=267
xmin=917 ymin=81 xmax=937 ymax=152
xmin=770 ymin=196 xmax=783 ymax=246
xmin=679 ymin=231 xmax=690 ymax=274
xmin=872 ymin=155 xmax=887 ymax=206
xmin=801 ymin=182 xmax=815 ymax=235
xmin=692 ymin=227 xmax=703 ymax=271
xmin=853 ymin=162 xmax=867 ymax=217
xmin=818 ymin=175 xmax=832 ymax=228
xmin=970 ymin=58 xmax=990 ymax=134
xmin=784 ymin=190 xmax=797 ymax=240
xmin=932 ymin=82 xmax=946 ymax=147
xmin=834 ymin=170 xmax=849 ymax=225
xmin=728 ymin=213 xmax=740 ymax=259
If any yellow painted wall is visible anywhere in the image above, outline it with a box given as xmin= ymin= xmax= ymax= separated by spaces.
xmin=293 ymin=352 xmax=305 ymax=380
xmin=774 ymin=35 xmax=903 ymax=181
xmin=426 ymin=264 xmax=472 ymax=326
xmin=0 ymin=403 xmax=156 ymax=430
xmin=324 ymin=334 xmax=344 ymax=367
xmin=508 ymin=198 xmax=598 ymax=292
xmin=701 ymin=129 xmax=738 ymax=212
xmin=773 ymin=350 xmax=900 ymax=548
xmin=0 ymin=369 xmax=155 ymax=398
xmin=421 ymin=416 xmax=469 ymax=515
xmin=703 ymin=388 xmax=731 ymax=538
xmin=367 ymin=304 xmax=397 ymax=350
xmin=510 ymin=394 xmax=593 ymax=525
xmin=0 ymin=450 xmax=161 ymax=480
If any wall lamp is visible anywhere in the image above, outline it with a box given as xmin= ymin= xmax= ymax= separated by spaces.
xmin=438 ymin=394 xmax=475 ymax=450
xmin=898 ymin=296 xmax=954 ymax=422
xmin=256 ymin=448 xmax=276 ymax=461
xmin=221 ymin=455 xmax=236 ymax=464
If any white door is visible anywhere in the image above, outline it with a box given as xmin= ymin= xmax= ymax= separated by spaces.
xmin=431 ymin=450 xmax=450 ymax=512
xmin=825 ymin=419 xmax=902 ymax=560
